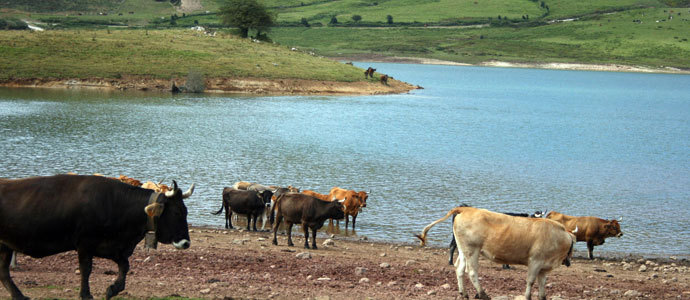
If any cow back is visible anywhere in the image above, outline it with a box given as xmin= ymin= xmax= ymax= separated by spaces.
xmin=0 ymin=175 xmax=153 ymax=257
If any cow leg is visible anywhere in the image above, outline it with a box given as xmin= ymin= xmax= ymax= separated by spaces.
xmin=453 ymin=249 xmax=468 ymax=299
xmin=105 ymin=258 xmax=129 ymax=299
xmin=272 ymin=213 xmax=284 ymax=245
xmin=302 ymin=224 xmax=310 ymax=249
xmin=344 ymin=215 xmax=350 ymax=233
xmin=227 ymin=209 xmax=234 ymax=229
xmin=246 ymin=214 xmax=252 ymax=231
xmin=351 ymin=213 xmax=358 ymax=232
xmin=587 ymin=240 xmax=595 ymax=260
xmin=286 ymin=223 xmax=294 ymax=247
xmin=524 ymin=264 xmax=543 ymax=300
xmin=0 ymin=245 xmax=27 ymax=300
xmin=448 ymin=237 xmax=457 ymax=265
xmin=466 ymin=250 xmax=488 ymax=300
xmin=77 ymin=250 xmax=94 ymax=300
xmin=311 ymin=226 xmax=318 ymax=249
xmin=536 ymin=270 xmax=548 ymax=300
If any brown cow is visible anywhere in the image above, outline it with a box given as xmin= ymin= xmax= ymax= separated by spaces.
xmin=328 ymin=187 xmax=368 ymax=231
xmin=546 ymin=211 xmax=623 ymax=259
xmin=364 ymin=67 xmax=376 ymax=79
xmin=271 ymin=193 xmax=344 ymax=249
xmin=380 ymin=74 xmax=389 ymax=85
xmin=417 ymin=206 xmax=576 ymax=300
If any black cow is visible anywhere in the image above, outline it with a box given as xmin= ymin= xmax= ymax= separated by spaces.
xmin=271 ymin=193 xmax=345 ymax=249
xmin=214 ymin=188 xmax=273 ymax=231
xmin=448 ymin=209 xmax=546 ymax=266
xmin=0 ymin=174 xmax=194 ymax=300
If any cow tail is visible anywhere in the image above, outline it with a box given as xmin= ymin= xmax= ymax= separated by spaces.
xmin=212 ymin=203 xmax=224 ymax=215
xmin=415 ymin=207 xmax=463 ymax=246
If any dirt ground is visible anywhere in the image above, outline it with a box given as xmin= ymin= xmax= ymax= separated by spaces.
xmin=1 ymin=225 xmax=688 ymax=300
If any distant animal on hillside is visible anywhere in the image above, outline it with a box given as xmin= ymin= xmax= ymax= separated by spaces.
xmin=364 ymin=67 xmax=376 ymax=79
xmin=380 ymin=74 xmax=389 ymax=85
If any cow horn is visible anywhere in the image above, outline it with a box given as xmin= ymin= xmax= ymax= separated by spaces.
xmin=182 ymin=183 xmax=195 ymax=199
xmin=618 ymin=216 xmax=623 ymax=222
xmin=338 ymin=197 xmax=346 ymax=203
xmin=165 ymin=189 xmax=175 ymax=197
xmin=572 ymin=226 xmax=578 ymax=234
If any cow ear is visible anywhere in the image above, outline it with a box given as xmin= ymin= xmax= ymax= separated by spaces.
xmin=145 ymin=203 xmax=165 ymax=217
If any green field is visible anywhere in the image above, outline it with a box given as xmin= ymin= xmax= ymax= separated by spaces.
xmin=0 ymin=29 xmax=364 ymax=81
xmin=1 ymin=0 xmax=689 ymax=72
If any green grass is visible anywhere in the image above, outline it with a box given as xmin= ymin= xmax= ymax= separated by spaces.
xmin=270 ymin=7 xmax=690 ymax=69
xmin=0 ymin=29 xmax=365 ymax=81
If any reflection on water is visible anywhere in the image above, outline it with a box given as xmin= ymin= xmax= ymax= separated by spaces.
xmin=1 ymin=64 xmax=689 ymax=257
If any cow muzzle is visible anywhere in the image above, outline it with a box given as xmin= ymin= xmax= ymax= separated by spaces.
xmin=173 ymin=239 xmax=191 ymax=250
xmin=616 ymin=232 xmax=623 ymax=238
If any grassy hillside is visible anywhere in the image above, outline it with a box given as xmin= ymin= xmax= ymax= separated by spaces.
xmin=0 ymin=29 xmax=364 ymax=81
xmin=271 ymin=7 xmax=690 ymax=69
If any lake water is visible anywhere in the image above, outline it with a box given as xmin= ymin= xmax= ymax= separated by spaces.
xmin=1 ymin=63 xmax=688 ymax=257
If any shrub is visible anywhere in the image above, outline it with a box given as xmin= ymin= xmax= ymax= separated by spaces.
xmin=184 ymin=70 xmax=205 ymax=93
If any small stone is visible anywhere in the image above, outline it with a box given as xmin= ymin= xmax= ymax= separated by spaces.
xmin=380 ymin=253 xmax=387 ymax=257
xmin=405 ymin=260 xmax=417 ymax=266
xmin=314 ymin=296 xmax=330 ymax=300
xmin=322 ymin=239 xmax=335 ymax=246
xmin=387 ymin=281 xmax=397 ymax=287
xmin=645 ymin=260 xmax=654 ymax=265
xmin=624 ymin=290 xmax=641 ymax=297
xmin=359 ymin=278 xmax=370 ymax=283
xmin=143 ymin=256 xmax=152 ymax=263
xmin=380 ymin=262 xmax=390 ymax=268
xmin=415 ymin=283 xmax=424 ymax=289
xmin=355 ymin=267 xmax=367 ymax=275
xmin=75 ymin=269 xmax=80 ymax=275
xmin=200 ymin=288 xmax=211 ymax=294
xmin=651 ymin=273 xmax=659 ymax=278
xmin=317 ymin=277 xmax=331 ymax=281
xmin=296 ymin=252 xmax=312 ymax=259
xmin=263 ymin=273 xmax=270 ymax=279
xmin=491 ymin=296 xmax=509 ymax=300
xmin=427 ymin=290 xmax=437 ymax=295
xmin=306 ymin=275 xmax=313 ymax=280
xmin=441 ymin=283 xmax=451 ymax=290
xmin=639 ymin=265 xmax=648 ymax=272
xmin=257 ymin=237 xmax=266 ymax=241
xmin=376 ymin=281 xmax=382 ymax=286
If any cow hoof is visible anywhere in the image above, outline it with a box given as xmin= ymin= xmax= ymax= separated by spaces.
xmin=288 ymin=242 xmax=294 ymax=247
xmin=272 ymin=240 xmax=277 ymax=245
xmin=304 ymin=245 xmax=310 ymax=249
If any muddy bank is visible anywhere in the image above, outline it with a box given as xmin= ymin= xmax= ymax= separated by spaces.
xmin=1 ymin=226 xmax=688 ymax=299
xmin=333 ymin=54 xmax=690 ymax=74
xmin=0 ymin=75 xmax=421 ymax=96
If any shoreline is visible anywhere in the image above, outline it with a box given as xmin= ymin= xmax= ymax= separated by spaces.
xmin=2 ymin=225 xmax=687 ymax=299
xmin=331 ymin=54 xmax=690 ymax=75
xmin=0 ymin=75 xmax=421 ymax=96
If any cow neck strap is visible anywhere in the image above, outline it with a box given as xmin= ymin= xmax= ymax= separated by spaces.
xmin=147 ymin=192 xmax=160 ymax=232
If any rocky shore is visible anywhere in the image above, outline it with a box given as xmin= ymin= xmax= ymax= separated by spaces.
xmin=1 ymin=226 xmax=688 ymax=299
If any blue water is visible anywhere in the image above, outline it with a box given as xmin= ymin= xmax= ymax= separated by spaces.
xmin=0 ymin=63 xmax=688 ymax=257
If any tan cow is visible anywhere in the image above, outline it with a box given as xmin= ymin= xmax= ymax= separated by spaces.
xmin=328 ymin=187 xmax=368 ymax=231
xmin=141 ymin=181 xmax=171 ymax=193
xmin=416 ymin=206 xmax=576 ymax=300
xmin=232 ymin=181 xmax=252 ymax=190
xmin=546 ymin=211 xmax=623 ymax=259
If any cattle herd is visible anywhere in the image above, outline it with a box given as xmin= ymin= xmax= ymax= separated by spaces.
xmin=0 ymin=174 xmax=624 ymax=300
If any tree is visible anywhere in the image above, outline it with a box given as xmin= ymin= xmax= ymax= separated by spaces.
xmin=219 ymin=0 xmax=275 ymax=38
xmin=352 ymin=15 xmax=362 ymax=23
xmin=386 ymin=15 xmax=393 ymax=24
xmin=301 ymin=17 xmax=310 ymax=27
xmin=329 ymin=16 xmax=338 ymax=25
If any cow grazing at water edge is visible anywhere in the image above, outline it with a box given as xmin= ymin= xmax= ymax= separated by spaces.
xmin=416 ymin=206 xmax=576 ymax=300
xmin=214 ymin=188 xmax=273 ymax=231
xmin=546 ymin=211 xmax=623 ymax=260
xmin=0 ymin=174 xmax=194 ymax=300
xmin=271 ymin=193 xmax=345 ymax=249
xmin=328 ymin=187 xmax=368 ymax=231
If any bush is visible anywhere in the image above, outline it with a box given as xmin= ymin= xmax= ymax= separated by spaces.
xmin=352 ymin=15 xmax=362 ymax=22
xmin=184 ymin=70 xmax=205 ymax=93
xmin=0 ymin=18 xmax=29 ymax=30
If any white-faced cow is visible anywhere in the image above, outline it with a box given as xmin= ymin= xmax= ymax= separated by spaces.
xmin=214 ymin=188 xmax=273 ymax=231
xmin=0 ymin=174 xmax=194 ymax=300
xmin=416 ymin=206 xmax=576 ymax=300
xmin=271 ymin=193 xmax=345 ymax=249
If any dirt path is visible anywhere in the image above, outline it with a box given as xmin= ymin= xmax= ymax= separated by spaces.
xmin=2 ymin=227 xmax=688 ymax=299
